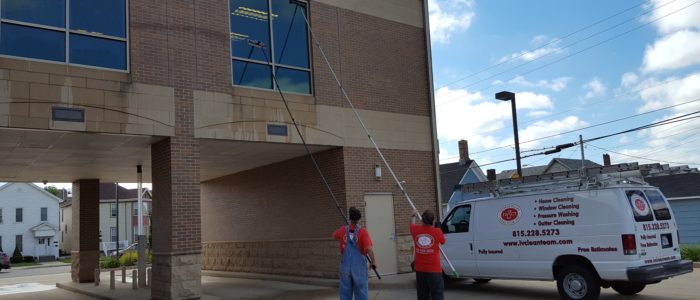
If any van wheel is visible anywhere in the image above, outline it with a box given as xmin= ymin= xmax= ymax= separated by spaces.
xmin=611 ymin=282 xmax=646 ymax=295
xmin=556 ymin=266 xmax=601 ymax=300
xmin=474 ymin=278 xmax=491 ymax=284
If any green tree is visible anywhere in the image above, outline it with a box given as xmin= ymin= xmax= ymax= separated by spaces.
xmin=44 ymin=185 xmax=63 ymax=198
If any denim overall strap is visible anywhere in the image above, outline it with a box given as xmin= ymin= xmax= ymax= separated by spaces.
xmin=339 ymin=225 xmax=369 ymax=300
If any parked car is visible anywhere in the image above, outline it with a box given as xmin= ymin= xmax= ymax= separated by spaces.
xmin=109 ymin=243 xmax=138 ymax=257
xmin=0 ymin=252 xmax=10 ymax=270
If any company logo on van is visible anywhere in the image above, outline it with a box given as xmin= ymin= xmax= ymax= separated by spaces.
xmin=630 ymin=194 xmax=650 ymax=216
xmin=499 ymin=204 xmax=521 ymax=225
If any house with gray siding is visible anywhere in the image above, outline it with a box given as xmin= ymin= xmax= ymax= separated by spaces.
xmin=645 ymin=173 xmax=700 ymax=245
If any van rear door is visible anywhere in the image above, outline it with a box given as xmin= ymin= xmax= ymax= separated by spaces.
xmin=626 ymin=189 xmax=679 ymax=264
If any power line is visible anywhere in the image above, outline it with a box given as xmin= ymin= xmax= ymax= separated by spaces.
xmin=470 ymin=97 xmax=700 ymax=156
xmin=433 ymin=0 xmax=651 ymax=90
xmin=436 ymin=0 xmax=698 ymax=107
xmin=588 ymin=144 xmax=700 ymax=166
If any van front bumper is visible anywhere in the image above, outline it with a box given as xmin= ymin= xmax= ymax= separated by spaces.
xmin=626 ymin=260 xmax=693 ymax=283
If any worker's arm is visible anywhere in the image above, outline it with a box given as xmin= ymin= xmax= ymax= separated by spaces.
xmin=365 ymin=246 xmax=377 ymax=268
xmin=411 ymin=210 xmax=420 ymax=225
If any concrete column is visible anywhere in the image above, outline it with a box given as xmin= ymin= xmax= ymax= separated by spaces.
xmin=151 ymin=136 xmax=202 ymax=300
xmin=71 ymin=179 xmax=100 ymax=283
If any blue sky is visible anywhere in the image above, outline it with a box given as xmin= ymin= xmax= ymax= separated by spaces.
xmin=429 ymin=0 xmax=700 ymax=173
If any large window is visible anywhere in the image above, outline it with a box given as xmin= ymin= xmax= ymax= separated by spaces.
xmin=0 ymin=0 xmax=128 ymax=70
xmin=41 ymin=207 xmax=47 ymax=221
xmin=15 ymin=208 xmax=22 ymax=223
xmin=110 ymin=227 xmax=117 ymax=242
xmin=0 ymin=208 xmax=3 ymax=224
xmin=111 ymin=203 xmax=118 ymax=218
xmin=15 ymin=235 xmax=22 ymax=252
xmin=230 ymin=0 xmax=311 ymax=94
xmin=442 ymin=205 xmax=471 ymax=234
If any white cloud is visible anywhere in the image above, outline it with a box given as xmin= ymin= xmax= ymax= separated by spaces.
xmin=515 ymin=92 xmax=554 ymax=110
xmin=583 ymin=78 xmax=607 ymax=98
xmin=429 ymin=0 xmax=475 ymax=44
xmin=642 ymin=30 xmax=700 ymax=73
xmin=636 ymin=73 xmax=700 ymax=113
xmin=508 ymin=75 xmax=572 ymax=92
xmin=498 ymin=36 xmax=564 ymax=63
xmin=528 ymin=110 xmax=552 ymax=118
xmin=647 ymin=0 xmax=700 ymax=34
xmin=499 ymin=116 xmax=588 ymax=148
xmin=621 ymin=72 xmax=639 ymax=87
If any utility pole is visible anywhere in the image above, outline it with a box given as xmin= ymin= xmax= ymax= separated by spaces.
xmin=115 ymin=183 xmax=119 ymax=256
xmin=579 ymin=135 xmax=585 ymax=171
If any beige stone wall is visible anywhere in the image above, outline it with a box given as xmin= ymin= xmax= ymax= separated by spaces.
xmin=0 ymin=58 xmax=175 ymax=136
xmin=202 ymin=240 xmax=339 ymax=278
xmin=194 ymin=90 xmax=432 ymax=151
xmin=315 ymin=0 xmax=425 ymax=28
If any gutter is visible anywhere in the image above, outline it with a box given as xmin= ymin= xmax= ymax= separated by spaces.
xmin=422 ymin=0 xmax=443 ymax=219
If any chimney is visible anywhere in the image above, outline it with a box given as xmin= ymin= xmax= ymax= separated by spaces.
xmin=487 ymin=169 xmax=497 ymax=181
xmin=603 ymin=153 xmax=611 ymax=166
xmin=458 ymin=140 xmax=470 ymax=165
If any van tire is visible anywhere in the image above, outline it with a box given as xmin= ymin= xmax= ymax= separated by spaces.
xmin=611 ymin=282 xmax=646 ymax=295
xmin=556 ymin=265 xmax=601 ymax=300
xmin=474 ymin=278 xmax=491 ymax=284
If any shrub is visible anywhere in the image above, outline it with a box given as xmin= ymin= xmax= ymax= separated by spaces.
xmin=10 ymin=247 xmax=23 ymax=264
xmin=23 ymin=256 xmax=35 ymax=263
xmin=99 ymin=256 xmax=120 ymax=269
xmin=681 ymin=245 xmax=700 ymax=262
xmin=119 ymin=251 xmax=138 ymax=266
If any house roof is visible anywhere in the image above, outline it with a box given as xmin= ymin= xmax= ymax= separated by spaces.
xmin=99 ymin=183 xmax=151 ymax=201
xmin=439 ymin=160 xmax=473 ymax=203
xmin=497 ymin=165 xmax=548 ymax=180
xmin=548 ymin=158 xmax=601 ymax=170
xmin=31 ymin=222 xmax=59 ymax=232
xmin=645 ymin=173 xmax=700 ymax=198
xmin=0 ymin=182 xmax=63 ymax=202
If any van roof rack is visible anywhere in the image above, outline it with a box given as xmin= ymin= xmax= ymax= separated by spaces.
xmin=459 ymin=162 xmax=647 ymax=196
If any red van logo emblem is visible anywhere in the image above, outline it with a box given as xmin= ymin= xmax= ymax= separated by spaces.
xmin=630 ymin=194 xmax=650 ymax=216
xmin=499 ymin=204 xmax=521 ymax=225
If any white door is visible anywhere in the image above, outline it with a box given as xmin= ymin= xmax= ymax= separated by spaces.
xmin=364 ymin=193 xmax=398 ymax=274
xmin=441 ymin=204 xmax=479 ymax=277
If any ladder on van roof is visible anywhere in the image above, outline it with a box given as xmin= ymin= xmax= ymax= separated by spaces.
xmin=459 ymin=162 xmax=647 ymax=196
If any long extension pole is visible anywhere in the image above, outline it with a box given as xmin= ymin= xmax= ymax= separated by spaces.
xmin=248 ymin=40 xmax=380 ymax=280
xmin=290 ymin=0 xmax=459 ymax=277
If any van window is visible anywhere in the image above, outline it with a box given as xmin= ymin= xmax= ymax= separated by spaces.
xmin=442 ymin=204 xmax=471 ymax=234
xmin=644 ymin=190 xmax=672 ymax=221
xmin=626 ymin=190 xmax=653 ymax=222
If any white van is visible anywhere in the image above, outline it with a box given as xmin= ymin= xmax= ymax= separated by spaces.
xmin=440 ymin=163 xmax=693 ymax=300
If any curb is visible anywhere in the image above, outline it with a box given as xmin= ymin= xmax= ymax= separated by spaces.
xmin=56 ymin=283 xmax=114 ymax=300
xmin=13 ymin=263 xmax=70 ymax=270
xmin=202 ymin=271 xmax=416 ymax=289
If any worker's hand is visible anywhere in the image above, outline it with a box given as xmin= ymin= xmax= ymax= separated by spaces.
xmin=371 ymin=264 xmax=377 ymax=270
xmin=412 ymin=210 xmax=420 ymax=217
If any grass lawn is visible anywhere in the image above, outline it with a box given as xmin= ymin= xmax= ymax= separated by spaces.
xmin=58 ymin=257 xmax=72 ymax=264
xmin=10 ymin=262 xmax=41 ymax=268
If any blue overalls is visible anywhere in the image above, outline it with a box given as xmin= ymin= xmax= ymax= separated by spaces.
xmin=339 ymin=225 xmax=368 ymax=300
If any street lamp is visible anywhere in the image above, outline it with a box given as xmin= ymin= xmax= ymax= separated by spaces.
xmin=495 ymin=91 xmax=522 ymax=178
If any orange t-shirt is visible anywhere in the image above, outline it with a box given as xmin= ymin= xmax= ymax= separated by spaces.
xmin=410 ymin=224 xmax=445 ymax=273
xmin=333 ymin=225 xmax=372 ymax=255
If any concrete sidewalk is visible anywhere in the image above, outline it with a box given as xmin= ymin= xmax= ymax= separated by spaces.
xmin=55 ymin=271 xmax=416 ymax=300
xmin=12 ymin=262 xmax=70 ymax=270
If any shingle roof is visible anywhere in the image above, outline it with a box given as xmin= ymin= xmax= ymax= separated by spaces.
xmin=99 ymin=183 xmax=144 ymax=200
xmin=644 ymin=173 xmax=700 ymax=198
xmin=553 ymin=158 xmax=601 ymax=170
xmin=439 ymin=161 xmax=472 ymax=203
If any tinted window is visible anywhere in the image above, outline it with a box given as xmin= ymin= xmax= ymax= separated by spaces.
xmin=0 ymin=23 xmax=65 ymax=61
xmin=230 ymin=0 xmax=270 ymax=62
xmin=1 ymin=0 xmax=65 ymax=27
xmin=272 ymin=0 xmax=309 ymax=68
xmin=442 ymin=205 xmax=471 ymax=234
xmin=70 ymin=0 xmax=126 ymax=38
xmin=233 ymin=59 xmax=272 ymax=89
xmin=626 ymin=190 xmax=654 ymax=222
xmin=69 ymin=34 xmax=126 ymax=69
xmin=644 ymin=190 xmax=672 ymax=221
xmin=276 ymin=67 xmax=310 ymax=94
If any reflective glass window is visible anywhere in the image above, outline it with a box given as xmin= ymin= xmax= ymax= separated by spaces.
xmin=1 ymin=0 xmax=65 ymax=27
xmin=230 ymin=0 xmax=311 ymax=94
xmin=230 ymin=0 xmax=270 ymax=62
xmin=272 ymin=0 xmax=308 ymax=68
xmin=70 ymin=0 xmax=126 ymax=38
xmin=0 ymin=23 xmax=65 ymax=61
xmin=70 ymin=34 xmax=126 ymax=70
xmin=233 ymin=59 xmax=272 ymax=89
xmin=644 ymin=190 xmax=672 ymax=221
xmin=276 ymin=67 xmax=310 ymax=94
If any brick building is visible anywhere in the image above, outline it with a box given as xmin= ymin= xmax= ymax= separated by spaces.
xmin=0 ymin=0 xmax=439 ymax=299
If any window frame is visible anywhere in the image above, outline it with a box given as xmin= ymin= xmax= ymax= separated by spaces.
xmin=15 ymin=207 xmax=22 ymax=223
xmin=110 ymin=203 xmax=118 ymax=218
xmin=15 ymin=234 xmax=22 ymax=252
xmin=40 ymin=207 xmax=47 ymax=221
xmin=0 ymin=0 xmax=130 ymax=72
xmin=0 ymin=208 xmax=3 ymax=224
xmin=441 ymin=204 xmax=472 ymax=234
xmin=228 ymin=0 xmax=313 ymax=95
xmin=110 ymin=227 xmax=117 ymax=242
